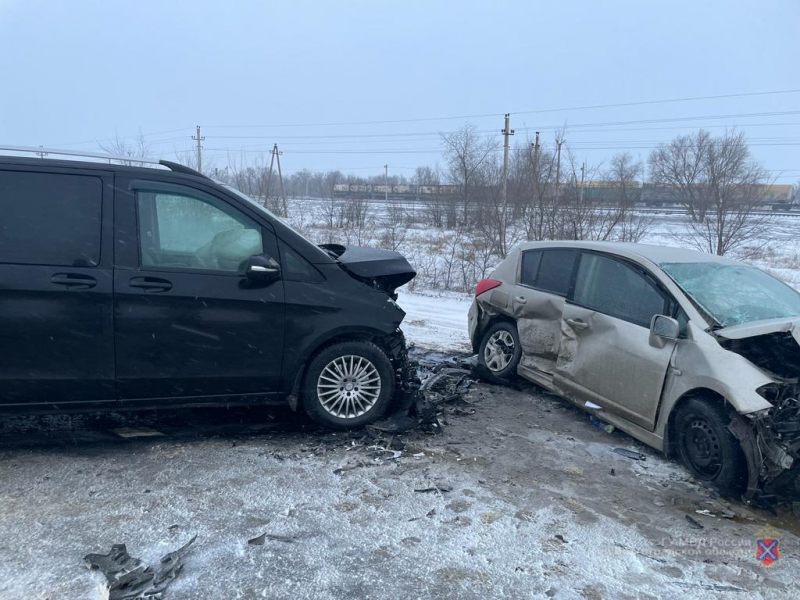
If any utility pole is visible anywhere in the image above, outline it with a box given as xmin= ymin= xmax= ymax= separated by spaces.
xmin=192 ymin=125 xmax=205 ymax=173
xmin=264 ymin=145 xmax=276 ymax=208
xmin=532 ymin=131 xmax=540 ymax=200
xmin=580 ymin=162 xmax=586 ymax=203
xmin=384 ymin=164 xmax=389 ymax=204
xmin=273 ymin=144 xmax=287 ymax=217
xmin=555 ymin=138 xmax=563 ymax=201
xmin=501 ymin=113 xmax=515 ymax=256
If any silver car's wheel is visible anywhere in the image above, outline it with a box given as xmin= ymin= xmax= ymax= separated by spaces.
xmin=484 ymin=330 xmax=515 ymax=372
xmin=316 ymin=355 xmax=382 ymax=419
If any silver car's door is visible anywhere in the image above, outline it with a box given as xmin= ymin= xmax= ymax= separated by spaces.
xmin=553 ymin=251 xmax=676 ymax=431
xmin=513 ymin=249 xmax=579 ymax=383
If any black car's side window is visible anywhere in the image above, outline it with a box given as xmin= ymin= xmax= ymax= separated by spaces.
xmin=522 ymin=249 xmax=578 ymax=296
xmin=0 ymin=170 xmax=102 ymax=267
xmin=137 ymin=189 xmax=263 ymax=273
xmin=572 ymin=253 xmax=667 ymax=328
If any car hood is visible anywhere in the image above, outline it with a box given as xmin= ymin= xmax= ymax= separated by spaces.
xmin=714 ymin=317 xmax=800 ymax=342
xmin=714 ymin=317 xmax=800 ymax=379
xmin=319 ymin=244 xmax=416 ymax=295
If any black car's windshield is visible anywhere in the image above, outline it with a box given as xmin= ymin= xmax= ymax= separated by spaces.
xmin=661 ymin=262 xmax=800 ymax=327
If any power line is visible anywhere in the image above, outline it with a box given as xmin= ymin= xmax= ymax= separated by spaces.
xmin=201 ymin=140 xmax=800 ymax=156
xmin=203 ymin=88 xmax=800 ymax=129
xmin=49 ymin=105 xmax=800 ymax=152
xmin=192 ymin=110 xmax=800 ymax=145
xmin=52 ymin=128 xmax=194 ymax=147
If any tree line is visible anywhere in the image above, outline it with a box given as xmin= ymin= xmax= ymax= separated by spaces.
xmin=103 ymin=127 xmax=797 ymax=258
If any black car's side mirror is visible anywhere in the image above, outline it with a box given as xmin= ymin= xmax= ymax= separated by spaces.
xmin=244 ymin=253 xmax=281 ymax=283
xmin=649 ymin=314 xmax=679 ymax=348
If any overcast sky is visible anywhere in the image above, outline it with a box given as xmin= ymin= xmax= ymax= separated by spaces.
xmin=1 ymin=0 xmax=798 ymax=182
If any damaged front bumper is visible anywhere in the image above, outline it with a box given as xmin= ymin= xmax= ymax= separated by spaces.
xmin=731 ymin=382 xmax=800 ymax=498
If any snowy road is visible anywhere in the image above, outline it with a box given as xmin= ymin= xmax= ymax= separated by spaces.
xmin=2 ymin=374 xmax=798 ymax=599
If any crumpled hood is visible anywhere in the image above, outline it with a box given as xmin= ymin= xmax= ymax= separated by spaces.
xmin=320 ymin=244 xmax=416 ymax=295
xmin=714 ymin=317 xmax=800 ymax=379
xmin=715 ymin=317 xmax=800 ymax=342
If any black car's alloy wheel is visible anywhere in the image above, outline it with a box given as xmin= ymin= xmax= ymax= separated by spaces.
xmin=301 ymin=341 xmax=394 ymax=429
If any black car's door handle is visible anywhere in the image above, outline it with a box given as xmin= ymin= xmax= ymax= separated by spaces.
xmin=51 ymin=273 xmax=97 ymax=290
xmin=129 ymin=276 xmax=173 ymax=293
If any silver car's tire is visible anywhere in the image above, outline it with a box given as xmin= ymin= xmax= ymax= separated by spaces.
xmin=477 ymin=321 xmax=522 ymax=383
xmin=301 ymin=341 xmax=394 ymax=429
xmin=674 ymin=397 xmax=747 ymax=495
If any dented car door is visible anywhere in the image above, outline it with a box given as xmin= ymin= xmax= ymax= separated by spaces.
xmin=513 ymin=249 xmax=578 ymax=380
xmin=554 ymin=251 xmax=676 ymax=430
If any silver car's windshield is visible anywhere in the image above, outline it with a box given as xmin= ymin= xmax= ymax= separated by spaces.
xmin=661 ymin=262 xmax=800 ymax=327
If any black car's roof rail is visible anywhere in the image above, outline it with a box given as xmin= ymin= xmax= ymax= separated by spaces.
xmin=0 ymin=145 xmax=209 ymax=179
xmin=157 ymin=159 xmax=207 ymax=178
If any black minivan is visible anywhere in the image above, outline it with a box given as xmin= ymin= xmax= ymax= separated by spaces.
xmin=0 ymin=155 xmax=416 ymax=429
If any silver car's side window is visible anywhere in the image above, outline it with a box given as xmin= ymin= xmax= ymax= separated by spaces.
xmin=520 ymin=249 xmax=578 ymax=296
xmin=520 ymin=250 xmax=542 ymax=286
xmin=573 ymin=253 xmax=667 ymax=328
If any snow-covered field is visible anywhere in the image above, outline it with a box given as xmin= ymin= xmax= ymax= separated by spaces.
xmin=289 ymin=198 xmax=800 ymax=298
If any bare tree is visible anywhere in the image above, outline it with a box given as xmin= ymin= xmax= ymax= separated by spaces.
xmin=648 ymin=130 xmax=713 ymax=222
xmin=174 ymin=145 xmax=216 ymax=175
xmin=651 ymin=131 xmax=772 ymax=255
xmin=318 ymin=171 xmax=344 ymax=234
xmin=415 ymin=165 xmax=445 ymax=228
xmin=684 ymin=132 xmax=773 ymax=256
xmin=602 ymin=152 xmax=651 ymax=242
xmin=515 ymin=138 xmax=559 ymax=242
xmin=378 ymin=200 xmax=409 ymax=252
xmin=99 ymin=130 xmax=151 ymax=166
xmin=440 ymin=123 xmax=498 ymax=226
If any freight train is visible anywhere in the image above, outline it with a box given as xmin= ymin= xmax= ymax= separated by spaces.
xmin=332 ymin=182 xmax=795 ymax=210
xmin=332 ymin=183 xmax=461 ymax=198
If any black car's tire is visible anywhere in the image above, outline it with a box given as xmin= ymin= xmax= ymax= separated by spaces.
xmin=477 ymin=321 xmax=522 ymax=384
xmin=301 ymin=341 xmax=395 ymax=430
xmin=674 ymin=397 xmax=747 ymax=494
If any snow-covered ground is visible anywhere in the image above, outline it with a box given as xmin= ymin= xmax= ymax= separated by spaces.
xmin=2 ymin=377 xmax=798 ymax=599
xmin=397 ymin=289 xmax=473 ymax=352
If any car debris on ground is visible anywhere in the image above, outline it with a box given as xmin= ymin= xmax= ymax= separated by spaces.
xmin=613 ymin=447 xmax=648 ymax=461
xmin=84 ymin=536 xmax=196 ymax=600
xmin=366 ymin=348 xmax=478 ymax=435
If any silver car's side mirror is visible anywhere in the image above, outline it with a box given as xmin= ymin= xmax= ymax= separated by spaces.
xmin=649 ymin=314 xmax=679 ymax=348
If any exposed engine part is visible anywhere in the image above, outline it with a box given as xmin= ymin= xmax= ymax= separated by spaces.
xmin=735 ymin=382 xmax=800 ymax=499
